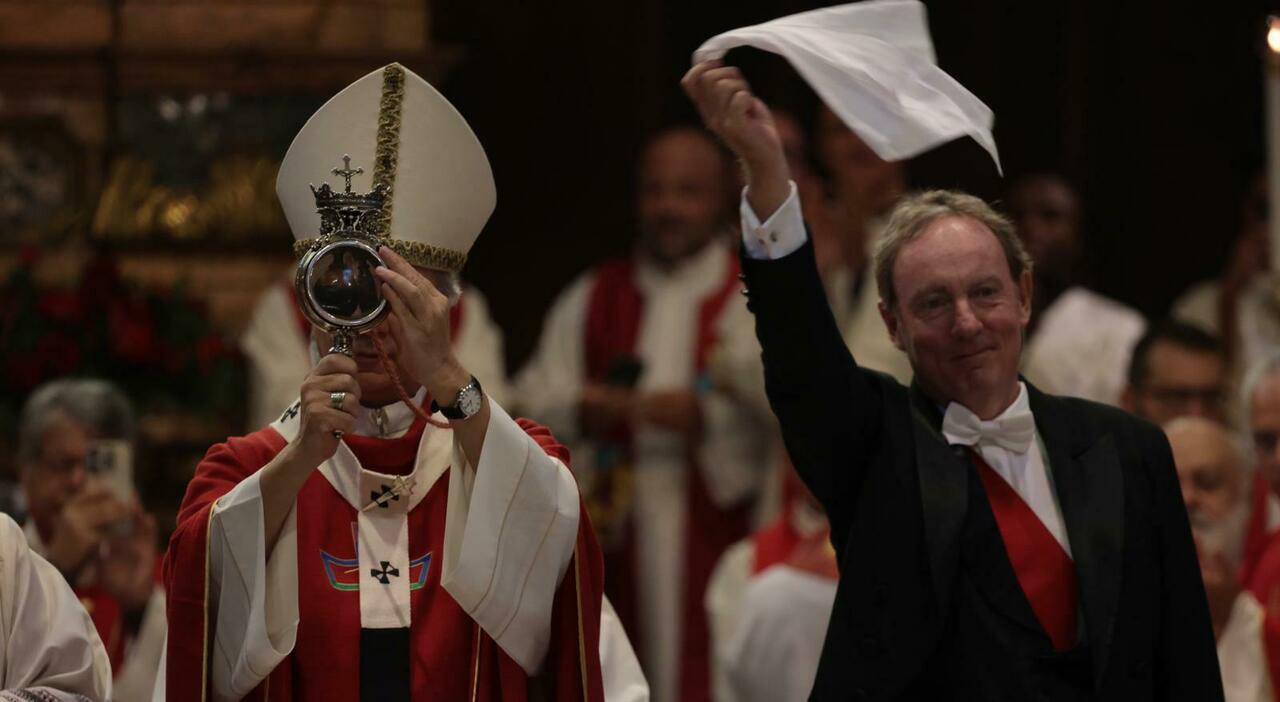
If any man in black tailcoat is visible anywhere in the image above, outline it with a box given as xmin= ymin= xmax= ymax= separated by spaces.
xmin=681 ymin=60 xmax=1223 ymax=701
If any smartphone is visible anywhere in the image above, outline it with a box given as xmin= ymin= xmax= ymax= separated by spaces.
xmin=85 ymin=440 xmax=134 ymax=504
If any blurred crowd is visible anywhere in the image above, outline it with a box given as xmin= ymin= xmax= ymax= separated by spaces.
xmin=4 ymin=101 xmax=1279 ymax=702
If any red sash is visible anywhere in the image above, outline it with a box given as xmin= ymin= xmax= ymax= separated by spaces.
xmin=970 ymin=449 xmax=1079 ymax=651
xmin=583 ymin=248 xmax=745 ymax=702
xmin=1247 ymin=531 xmax=1280 ymax=701
xmin=1243 ymin=472 xmax=1276 ymax=584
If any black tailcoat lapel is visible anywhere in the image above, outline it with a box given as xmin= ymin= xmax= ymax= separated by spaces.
xmin=909 ymin=385 xmax=969 ymax=615
xmin=1029 ymin=384 xmax=1125 ymax=687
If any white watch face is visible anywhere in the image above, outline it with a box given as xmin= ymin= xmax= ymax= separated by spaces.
xmin=458 ymin=383 xmax=483 ymax=417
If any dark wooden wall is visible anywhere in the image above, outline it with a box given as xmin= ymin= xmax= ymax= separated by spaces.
xmin=437 ymin=0 xmax=1277 ymax=371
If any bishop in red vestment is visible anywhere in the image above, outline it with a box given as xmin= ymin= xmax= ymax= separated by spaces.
xmin=162 ymin=62 xmax=609 ymax=702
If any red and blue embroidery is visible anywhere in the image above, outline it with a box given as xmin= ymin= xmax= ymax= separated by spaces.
xmin=319 ymin=522 xmax=432 ymax=592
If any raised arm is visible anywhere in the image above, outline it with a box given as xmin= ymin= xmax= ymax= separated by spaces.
xmin=681 ymin=60 xmax=884 ymax=526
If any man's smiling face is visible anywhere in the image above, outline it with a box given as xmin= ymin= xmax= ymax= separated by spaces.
xmin=880 ymin=215 xmax=1032 ymax=416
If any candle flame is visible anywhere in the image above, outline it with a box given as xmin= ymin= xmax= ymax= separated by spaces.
xmin=1269 ymin=17 xmax=1280 ymax=54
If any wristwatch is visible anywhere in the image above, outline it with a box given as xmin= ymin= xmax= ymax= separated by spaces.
xmin=431 ymin=376 xmax=484 ymax=420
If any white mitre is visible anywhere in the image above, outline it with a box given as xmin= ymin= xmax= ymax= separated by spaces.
xmin=277 ymin=63 xmax=496 ymax=272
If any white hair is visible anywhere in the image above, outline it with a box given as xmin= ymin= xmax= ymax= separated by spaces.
xmin=17 ymin=379 xmax=135 ymax=468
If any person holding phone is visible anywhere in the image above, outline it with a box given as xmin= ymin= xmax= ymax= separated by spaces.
xmin=15 ymin=378 xmax=166 ymax=702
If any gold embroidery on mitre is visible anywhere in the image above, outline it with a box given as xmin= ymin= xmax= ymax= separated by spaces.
xmin=293 ymin=64 xmax=471 ymax=272
xmin=371 ymin=63 xmax=406 ymax=239
xmin=292 ymin=238 xmax=467 ymax=272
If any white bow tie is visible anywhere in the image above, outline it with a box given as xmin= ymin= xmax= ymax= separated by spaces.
xmin=941 ymin=401 xmax=1036 ymax=454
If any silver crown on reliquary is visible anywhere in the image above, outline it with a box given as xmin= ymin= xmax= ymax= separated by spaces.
xmin=308 ymin=154 xmax=387 ymax=243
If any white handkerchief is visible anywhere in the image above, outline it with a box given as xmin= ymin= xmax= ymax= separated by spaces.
xmin=692 ymin=0 xmax=1001 ymax=173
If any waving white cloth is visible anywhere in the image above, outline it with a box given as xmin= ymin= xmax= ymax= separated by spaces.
xmin=692 ymin=0 xmax=1001 ymax=173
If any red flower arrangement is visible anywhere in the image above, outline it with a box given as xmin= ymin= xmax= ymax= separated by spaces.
xmin=0 ymin=248 xmax=245 ymax=427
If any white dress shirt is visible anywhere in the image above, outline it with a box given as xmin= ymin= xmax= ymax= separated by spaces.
xmin=942 ymin=384 xmax=1071 ymax=556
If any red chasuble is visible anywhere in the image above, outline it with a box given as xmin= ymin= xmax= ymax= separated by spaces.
xmin=1243 ymin=472 xmax=1277 ymax=585
xmin=583 ymin=248 xmax=747 ymax=702
xmin=750 ymin=458 xmax=826 ymax=576
xmin=1248 ymin=531 xmax=1280 ymax=702
xmin=163 ymin=414 xmax=605 ymax=701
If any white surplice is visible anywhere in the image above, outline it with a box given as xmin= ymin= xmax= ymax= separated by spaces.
xmin=1216 ymin=592 xmax=1274 ymax=702
xmin=515 ymin=241 xmax=773 ymax=702
xmin=204 ymin=394 xmax=578 ymax=701
xmin=720 ymin=565 xmax=836 ymax=702
xmin=600 ymin=596 xmax=651 ymax=702
xmin=0 ymin=514 xmax=111 ymax=702
xmin=1021 ymin=286 xmax=1146 ymax=407
xmin=23 ymin=518 xmax=167 ymax=702
xmin=1172 ymin=279 xmax=1221 ymax=336
xmin=241 ymin=280 xmax=511 ymax=430
xmin=824 ymin=264 xmax=914 ymax=386
xmin=705 ymin=500 xmax=828 ymax=702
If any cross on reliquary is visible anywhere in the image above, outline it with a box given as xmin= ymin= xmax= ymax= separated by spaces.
xmin=332 ymin=154 xmax=363 ymax=193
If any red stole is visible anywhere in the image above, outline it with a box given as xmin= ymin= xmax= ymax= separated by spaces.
xmin=1243 ymin=472 xmax=1276 ymax=585
xmin=76 ymin=586 xmax=125 ymax=671
xmin=752 ymin=455 xmax=827 ymax=575
xmin=583 ymin=248 xmax=746 ymax=702
xmin=162 ymin=418 xmax=605 ymax=701
xmin=970 ymin=449 xmax=1079 ymax=651
xmin=1248 ymin=531 xmax=1280 ymax=701
xmin=750 ymin=518 xmax=803 ymax=576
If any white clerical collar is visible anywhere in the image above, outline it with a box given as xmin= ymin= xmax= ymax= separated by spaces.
xmin=635 ymin=238 xmax=728 ymax=295
xmin=354 ymin=386 xmax=427 ymax=438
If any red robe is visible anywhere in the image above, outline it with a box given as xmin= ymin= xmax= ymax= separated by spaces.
xmin=1247 ymin=528 xmax=1280 ymax=701
xmin=583 ymin=249 xmax=748 ymax=702
xmin=1244 ymin=472 xmax=1277 ymax=585
xmin=163 ymin=414 xmax=605 ymax=701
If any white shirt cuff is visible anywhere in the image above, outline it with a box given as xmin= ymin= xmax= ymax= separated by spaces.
xmin=739 ymin=182 xmax=805 ymax=260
